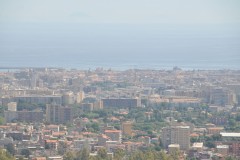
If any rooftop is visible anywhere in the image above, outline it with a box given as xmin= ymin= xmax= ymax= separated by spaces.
xmin=168 ymin=144 xmax=180 ymax=148
xmin=105 ymin=130 xmax=121 ymax=133
xmin=216 ymin=145 xmax=229 ymax=149
xmin=192 ymin=142 xmax=203 ymax=148
xmin=220 ymin=132 xmax=240 ymax=137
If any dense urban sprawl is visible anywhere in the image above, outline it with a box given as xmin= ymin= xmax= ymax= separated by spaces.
xmin=0 ymin=67 xmax=240 ymax=160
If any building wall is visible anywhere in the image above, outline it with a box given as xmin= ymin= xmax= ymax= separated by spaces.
xmin=7 ymin=102 xmax=17 ymax=111
xmin=210 ymin=88 xmax=235 ymax=106
xmin=4 ymin=110 xmax=43 ymax=123
xmin=17 ymin=111 xmax=43 ymax=123
xmin=162 ymin=126 xmax=190 ymax=150
xmin=122 ymin=122 xmax=132 ymax=136
xmin=14 ymin=96 xmax=62 ymax=105
xmin=82 ymin=103 xmax=93 ymax=112
xmin=105 ymin=130 xmax=122 ymax=144
xmin=46 ymin=104 xmax=73 ymax=124
xmin=4 ymin=111 xmax=18 ymax=123
xmin=102 ymin=98 xmax=141 ymax=108
xmin=76 ymin=92 xmax=85 ymax=104
xmin=231 ymin=142 xmax=240 ymax=156
xmin=62 ymin=92 xmax=74 ymax=105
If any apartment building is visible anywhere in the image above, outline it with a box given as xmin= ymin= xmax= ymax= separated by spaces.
xmin=46 ymin=104 xmax=73 ymax=124
xmin=162 ymin=126 xmax=190 ymax=150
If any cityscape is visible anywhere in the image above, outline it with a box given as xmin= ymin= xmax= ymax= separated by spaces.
xmin=0 ymin=68 xmax=240 ymax=160
xmin=1 ymin=0 xmax=240 ymax=160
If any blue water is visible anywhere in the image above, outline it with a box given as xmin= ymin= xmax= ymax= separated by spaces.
xmin=0 ymin=23 xmax=240 ymax=70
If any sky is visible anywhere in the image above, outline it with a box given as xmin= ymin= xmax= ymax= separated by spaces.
xmin=0 ymin=0 xmax=240 ymax=24
xmin=0 ymin=0 xmax=240 ymax=69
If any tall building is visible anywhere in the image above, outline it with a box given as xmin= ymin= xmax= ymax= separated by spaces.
xmin=7 ymin=102 xmax=17 ymax=111
xmin=93 ymin=100 xmax=103 ymax=110
xmin=4 ymin=111 xmax=18 ymax=123
xmin=17 ymin=110 xmax=44 ymax=123
xmin=102 ymin=98 xmax=141 ymax=109
xmin=4 ymin=110 xmax=43 ymax=123
xmin=220 ymin=132 xmax=240 ymax=156
xmin=122 ymin=122 xmax=132 ymax=136
xmin=82 ymin=103 xmax=93 ymax=112
xmin=14 ymin=95 xmax=62 ymax=105
xmin=162 ymin=126 xmax=190 ymax=150
xmin=76 ymin=91 xmax=85 ymax=104
xmin=30 ymin=72 xmax=37 ymax=89
xmin=62 ymin=92 xmax=75 ymax=105
xmin=46 ymin=104 xmax=73 ymax=124
xmin=210 ymin=88 xmax=235 ymax=106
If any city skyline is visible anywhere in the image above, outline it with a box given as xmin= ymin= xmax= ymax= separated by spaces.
xmin=1 ymin=1 xmax=240 ymax=159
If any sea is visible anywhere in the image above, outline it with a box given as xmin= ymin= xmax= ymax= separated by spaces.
xmin=0 ymin=23 xmax=240 ymax=70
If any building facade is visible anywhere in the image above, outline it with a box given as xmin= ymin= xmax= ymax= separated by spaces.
xmin=102 ymin=98 xmax=141 ymax=108
xmin=162 ymin=126 xmax=190 ymax=150
xmin=46 ymin=104 xmax=73 ymax=124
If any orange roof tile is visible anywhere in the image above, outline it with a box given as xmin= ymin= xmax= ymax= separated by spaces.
xmin=45 ymin=140 xmax=58 ymax=143
xmin=190 ymin=133 xmax=199 ymax=137
xmin=105 ymin=130 xmax=121 ymax=133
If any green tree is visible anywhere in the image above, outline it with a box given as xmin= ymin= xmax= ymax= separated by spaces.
xmin=225 ymin=157 xmax=238 ymax=160
xmin=0 ymin=116 xmax=4 ymax=125
xmin=0 ymin=149 xmax=15 ymax=160
xmin=5 ymin=143 xmax=15 ymax=155
xmin=96 ymin=148 xmax=109 ymax=160
xmin=229 ymin=119 xmax=236 ymax=127
xmin=18 ymin=157 xmax=24 ymax=160
xmin=212 ymin=134 xmax=222 ymax=141
xmin=128 ymin=150 xmax=172 ymax=160
xmin=169 ymin=149 xmax=180 ymax=160
xmin=63 ymin=151 xmax=75 ymax=160
xmin=144 ymin=151 xmax=155 ymax=160
xmin=58 ymin=141 xmax=68 ymax=155
xmin=191 ymin=137 xmax=198 ymax=143
xmin=113 ymin=149 xmax=125 ymax=160
xmin=205 ymin=141 xmax=215 ymax=148
xmin=76 ymin=148 xmax=90 ymax=160
xmin=91 ymin=122 xmax=100 ymax=132
xmin=154 ymin=146 xmax=161 ymax=151
xmin=21 ymin=149 xmax=31 ymax=158
xmin=235 ymin=114 xmax=240 ymax=121
xmin=129 ymin=151 xmax=145 ymax=160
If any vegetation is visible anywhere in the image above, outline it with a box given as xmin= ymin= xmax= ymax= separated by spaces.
xmin=5 ymin=143 xmax=15 ymax=156
xmin=0 ymin=105 xmax=6 ymax=125
xmin=63 ymin=148 xmax=174 ymax=160
xmin=21 ymin=148 xmax=32 ymax=158
xmin=0 ymin=149 xmax=15 ymax=160
xmin=17 ymin=100 xmax=45 ymax=111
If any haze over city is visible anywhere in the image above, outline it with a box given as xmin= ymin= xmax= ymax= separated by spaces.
xmin=1 ymin=1 xmax=240 ymax=160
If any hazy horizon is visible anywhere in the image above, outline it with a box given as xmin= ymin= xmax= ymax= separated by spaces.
xmin=1 ymin=0 xmax=240 ymax=70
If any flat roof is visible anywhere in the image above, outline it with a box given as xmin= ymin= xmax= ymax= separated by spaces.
xmin=220 ymin=132 xmax=240 ymax=137
xmin=216 ymin=145 xmax=229 ymax=149
xmin=15 ymin=95 xmax=61 ymax=98
xmin=105 ymin=130 xmax=121 ymax=133
xmin=175 ymin=126 xmax=190 ymax=129
xmin=192 ymin=142 xmax=203 ymax=148
xmin=168 ymin=144 xmax=180 ymax=147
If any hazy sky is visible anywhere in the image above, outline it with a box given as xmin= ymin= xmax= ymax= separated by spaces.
xmin=0 ymin=0 xmax=240 ymax=24
xmin=0 ymin=0 xmax=240 ymax=69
